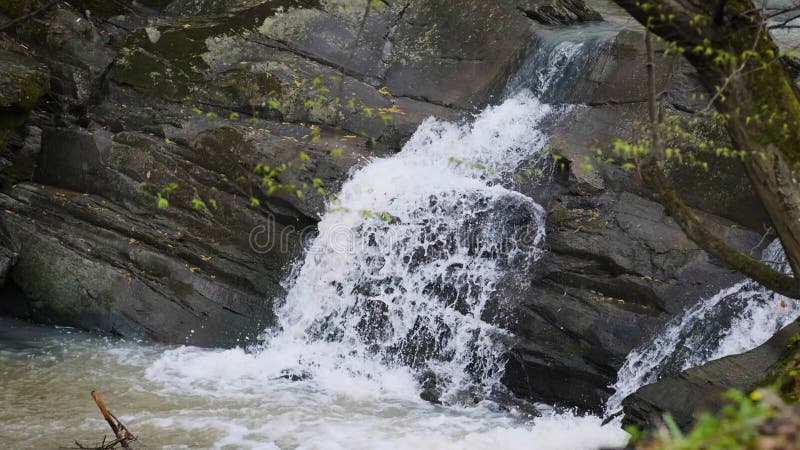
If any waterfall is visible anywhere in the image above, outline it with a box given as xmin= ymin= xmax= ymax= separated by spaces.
xmin=606 ymin=240 xmax=800 ymax=416
xmin=250 ymin=39 xmax=599 ymax=403
xmin=505 ymin=24 xmax=617 ymax=103
xmin=146 ymin=39 xmax=594 ymax=406
xmin=268 ymin=93 xmax=551 ymax=402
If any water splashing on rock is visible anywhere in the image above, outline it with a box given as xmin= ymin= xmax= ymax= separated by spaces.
xmin=606 ymin=240 xmax=800 ymax=416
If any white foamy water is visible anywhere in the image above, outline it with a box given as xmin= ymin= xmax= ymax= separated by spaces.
xmin=0 ymin=317 xmax=629 ymax=450
xmin=606 ymin=240 xmax=800 ymax=416
xmin=267 ymin=92 xmax=552 ymax=403
xmin=0 ymin=38 xmax=634 ymax=450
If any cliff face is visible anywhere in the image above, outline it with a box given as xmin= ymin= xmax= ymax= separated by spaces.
xmin=0 ymin=0 xmax=539 ymax=346
xmin=0 ymin=0 xmax=769 ymax=412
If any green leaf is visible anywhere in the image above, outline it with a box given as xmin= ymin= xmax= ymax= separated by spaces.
xmin=191 ymin=198 xmax=207 ymax=210
xmin=156 ymin=193 xmax=169 ymax=210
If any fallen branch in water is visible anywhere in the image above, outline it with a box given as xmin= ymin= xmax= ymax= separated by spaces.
xmin=71 ymin=391 xmax=138 ymax=450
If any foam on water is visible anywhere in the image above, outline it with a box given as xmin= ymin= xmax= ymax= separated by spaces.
xmin=0 ymin=318 xmax=629 ymax=449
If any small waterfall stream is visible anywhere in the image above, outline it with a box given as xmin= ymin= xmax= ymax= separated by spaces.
xmin=606 ymin=240 xmax=800 ymax=416
xmin=267 ymin=93 xmax=551 ymax=403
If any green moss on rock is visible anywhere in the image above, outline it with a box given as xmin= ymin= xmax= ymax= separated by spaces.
xmin=0 ymin=0 xmax=46 ymax=18
xmin=759 ymin=330 xmax=800 ymax=404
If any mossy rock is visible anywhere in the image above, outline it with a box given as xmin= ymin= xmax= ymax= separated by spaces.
xmin=759 ymin=328 xmax=800 ymax=404
xmin=0 ymin=54 xmax=49 ymax=112
xmin=0 ymin=0 xmax=47 ymax=18
xmin=0 ymin=49 xmax=49 ymax=153
xmin=111 ymin=0 xmax=313 ymax=100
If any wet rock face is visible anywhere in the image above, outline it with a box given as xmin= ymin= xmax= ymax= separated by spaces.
xmin=0 ymin=42 xmax=49 ymax=186
xmin=490 ymin=8 xmax=769 ymax=412
xmin=517 ymin=0 xmax=603 ymax=25
xmin=0 ymin=0 xmax=554 ymax=345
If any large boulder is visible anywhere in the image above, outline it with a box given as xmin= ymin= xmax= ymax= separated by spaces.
xmin=498 ymin=189 xmax=760 ymax=412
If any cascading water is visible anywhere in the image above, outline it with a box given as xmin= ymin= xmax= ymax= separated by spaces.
xmin=606 ymin=240 xmax=800 ymax=416
xmin=264 ymin=93 xmax=551 ymax=403
xmin=148 ymin=35 xmax=592 ymax=404
xmin=134 ymin=33 xmax=634 ymax=448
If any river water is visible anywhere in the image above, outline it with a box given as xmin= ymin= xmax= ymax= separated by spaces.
xmin=0 ymin=317 xmax=627 ymax=449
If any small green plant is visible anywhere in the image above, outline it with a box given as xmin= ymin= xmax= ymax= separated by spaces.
xmin=191 ymin=198 xmax=207 ymax=210
xmin=155 ymin=182 xmax=180 ymax=209
xmin=632 ymin=389 xmax=779 ymax=450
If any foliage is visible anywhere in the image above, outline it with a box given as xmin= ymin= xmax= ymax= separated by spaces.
xmin=629 ymin=390 xmax=779 ymax=450
xmin=605 ymin=0 xmax=800 ymax=299
xmin=155 ymin=182 xmax=179 ymax=210
xmin=758 ymin=332 xmax=800 ymax=403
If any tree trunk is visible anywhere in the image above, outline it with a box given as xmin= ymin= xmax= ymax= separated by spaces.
xmin=612 ymin=0 xmax=800 ymax=297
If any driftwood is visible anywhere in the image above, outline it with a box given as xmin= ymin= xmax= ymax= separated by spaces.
xmin=68 ymin=391 xmax=139 ymax=450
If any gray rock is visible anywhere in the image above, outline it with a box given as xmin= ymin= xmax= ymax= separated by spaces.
xmin=496 ymin=190 xmax=759 ymax=412
xmin=622 ymin=321 xmax=800 ymax=430
xmin=517 ymin=0 xmax=603 ymax=25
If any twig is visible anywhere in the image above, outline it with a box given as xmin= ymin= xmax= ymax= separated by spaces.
xmin=91 ymin=391 xmax=135 ymax=450
xmin=750 ymin=226 xmax=775 ymax=256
